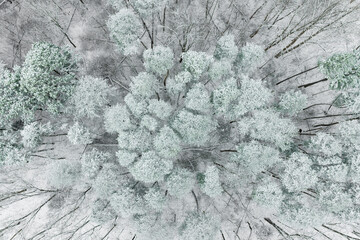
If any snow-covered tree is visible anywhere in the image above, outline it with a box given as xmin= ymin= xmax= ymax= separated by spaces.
xmin=107 ymin=9 xmax=142 ymax=55
xmin=81 ymin=148 xmax=111 ymax=180
xmin=71 ymin=76 xmax=114 ymax=119
xmin=143 ymin=46 xmax=174 ymax=76
xmin=132 ymin=0 xmax=168 ymax=17
xmin=179 ymin=212 xmax=220 ymax=240
xmin=166 ymin=167 xmax=195 ymax=197
xmin=153 ymin=126 xmax=181 ymax=159
xmin=208 ymin=60 xmax=233 ymax=81
xmin=123 ymin=94 xmax=148 ymax=118
xmin=279 ymin=90 xmax=307 ymax=116
xmin=214 ymin=34 xmax=238 ymax=62
xmin=110 ymin=185 xmax=146 ymax=217
xmin=91 ymin=199 xmax=117 ymax=223
xmin=166 ymin=71 xmax=192 ymax=95
xmin=116 ymin=149 xmax=138 ymax=167
xmin=117 ymin=129 xmax=152 ymax=151
xmin=0 ymin=67 xmax=34 ymax=125
xmin=253 ymin=179 xmax=284 ymax=211
xmin=103 ymin=104 xmax=133 ymax=133
xmin=93 ymin=163 xmax=123 ymax=199
xmin=235 ymin=43 xmax=264 ymax=74
xmin=67 ymin=121 xmax=93 ymax=145
xmin=129 ymin=151 xmax=173 ymax=183
xmin=144 ymin=186 xmax=167 ymax=211
xmin=319 ymin=50 xmax=360 ymax=90
xmin=21 ymin=122 xmax=51 ymax=149
xmin=200 ymin=165 xmax=222 ymax=198
xmin=147 ymin=99 xmax=172 ymax=119
xmin=20 ymin=42 xmax=78 ymax=114
xmin=237 ymin=109 xmax=297 ymax=150
xmin=48 ymin=160 xmax=81 ymax=189
xmin=310 ymin=132 xmax=342 ymax=156
xmin=130 ymin=72 xmax=160 ymax=98
xmin=234 ymin=140 xmax=280 ymax=174
xmin=182 ymin=51 xmax=213 ymax=80
xmin=281 ymin=152 xmax=317 ymax=192
xmin=172 ymin=110 xmax=217 ymax=146
xmin=184 ymin=83 xmax=212 ymax=113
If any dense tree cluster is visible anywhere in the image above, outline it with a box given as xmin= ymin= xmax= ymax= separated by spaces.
xmin=1 ymin=0 xmax=360 ymax=239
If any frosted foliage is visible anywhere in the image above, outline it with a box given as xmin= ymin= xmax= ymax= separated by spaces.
xmin=279 ymin=90 xmax=307 ymax=116
xmin=94 ymin=164 xmax=122 ymax=199
xmin=143 ymin=46 xmax=174 ymax=75
xmin=144 ymin=187 xmax=166 ymax=211
xmin=124 ymin=94 xmax=148 ymax=117
xmin=253 ymin=180 xmax=284 ymax=210
xmin=209 ymin=60 xmax=233 ymax=81
xmin=350 ymin=155 xmax=360 ymax=181
xmin=81 ymin=149 xmax=110 ymax=179
xmin=185 ymin=83 xmax=211 ymax=113
xmin=48 ymin=160 xmax=80 ymax=189
xmin=0 ymin=67 xmax=32 ymax=124
xmin=235 ymin=141 xmax=280 ymax=173
xmin=180 ymin=212 xmax=220 ymax=240
xmin=153 ymin=126 xmax=181 ymax=159
xmin=182 ymin=51 xmax=213 ymax=80
xmin=107 ymin=0 xmax=123 ymax=10
xmin=282 ymin=152 xmax=317 ymax=192
xmin=319 ymin=164 xmax=348 ymax=183
xmin=130 ymin=72 xmax=159 ymax=98
xmin=0 ymin=146 xmax=26 ymax=166
xmin=173 ymin=110 xmax=217 ymax=146
xmin=91 ymin=199 xmax=116 ymax=223
xmin=67 ymin=122 xmax=93 ymax=145
xmin=117 ymin=129 xmax=152 ymax=151
xmin=235 ymin=76 xmax=271 ymax=117
xmin=235 ymin=43 xmax=264 ymax=74
xmin=166 ymin=168 xmax=194 ymax=197
xmin=338 ymin=120 xmax=360 ymax=151
xmin=107 ymin=9 xmax=142 ymax=55
xmin=319 ymin=50 xmax=360 ymax=90
xmin=147 ymin=99 xmax=172 ymax=119
xmin=318 ymin=183 xmax=353 ymax=214
xmin=116 ymin=149 xmax=138 ymax=167
xmin=138 ymin=224 xmax=175 ymax=240
xmin=20 ymin=42 xmax=77 ymax=113
xmin=214 ymin=35 xmax=238 ymax=61
xmin=71 ymin=76 xmax=113 ymax=119
xmin=212 ymin=78 xmax=240 ymax=118
xmin=21 ymin=122 xmax=50 ymax=149
xmin=348 ymin=94 xmax=360 ymax=113
xmin=166 ymin=71 xmax=192 ymax=95
xmin=110 ymin=187 xmax=145 ymax=217
xmin=140 ymin=115 xmax=158 ymax=131
xmin=310 ymin=132 xmax=342 ymax=156
xmin=316 ymin=156 xmax=342 ymax=165
xmin=104 ymin=104 xmax=133 ymax=133
xmin=133 ymin=0 xmax=168 ymax=17
xmin=202 ymin=166 xmax=222 ymax=198
xmin=280 ymin=201 xmax=322 ymax=227
xmin=129 ymin=151 xmax=173 ymax=183
xmin=238 ymin=109 xmax=296 ymax=150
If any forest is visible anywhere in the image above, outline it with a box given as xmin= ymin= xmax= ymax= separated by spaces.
xmin=1 ymin=0 xmax=360 ymax=239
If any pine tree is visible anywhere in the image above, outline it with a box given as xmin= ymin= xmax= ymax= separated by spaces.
xmin=20 ymin=42 xmax=78 ymax=114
